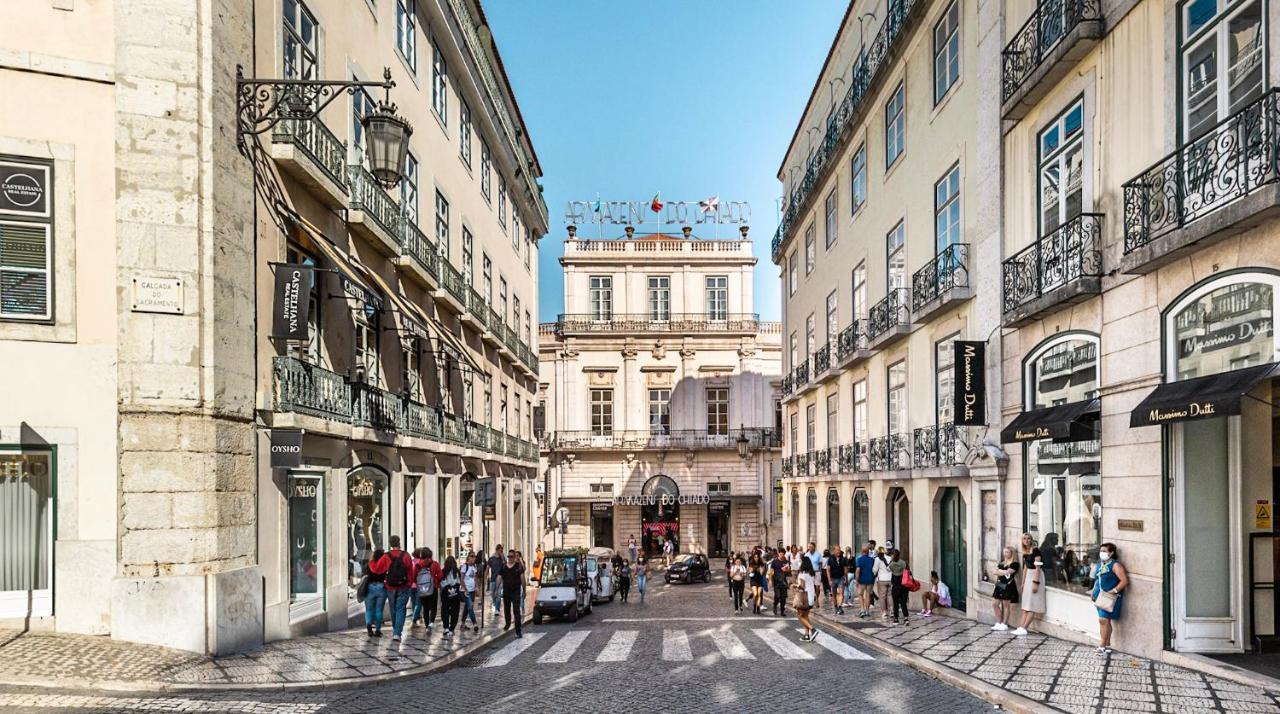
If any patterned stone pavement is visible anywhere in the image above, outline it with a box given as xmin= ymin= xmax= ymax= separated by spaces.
xmin=814 ymin=606 xmax=1280 ymax=713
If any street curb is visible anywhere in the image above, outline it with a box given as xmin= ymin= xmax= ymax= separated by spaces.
xmin=811 ymin=612 xmax=1058 ymax=714
xmin=0 ymin=612 xmax=532 ymax=695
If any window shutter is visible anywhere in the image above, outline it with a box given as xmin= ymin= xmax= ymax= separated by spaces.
xmin=0 ymin=221 xmax=50 ymax=320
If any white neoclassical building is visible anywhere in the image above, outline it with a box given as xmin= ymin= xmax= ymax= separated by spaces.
xmin=538 ymin=225 xmax=783 ymax=557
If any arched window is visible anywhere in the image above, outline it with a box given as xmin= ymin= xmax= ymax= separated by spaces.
xmin=1164 ymin=272 xmax=1280 ymax=381
xmin=826 ymin=488 xmax=840 ymax=548
xmin=1023 ymin=332 xmax=1100 ymax=409
xmin=346 ymin=465 xmax=390 ymax=595
xmin=852 ymin=489 xmax=870 ymax=549
xmin=806 ymin=488 xmax=818 ymax=545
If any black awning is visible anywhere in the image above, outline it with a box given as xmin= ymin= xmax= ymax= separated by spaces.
xmin=1000 ymin=398 xmax=1100 ymax=443
xmin=1129 ymin=363 xmax=1278 ymax=428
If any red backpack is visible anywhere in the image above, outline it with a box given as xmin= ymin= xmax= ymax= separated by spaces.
xmin=901 ymin=567 xmax=922 ymax=592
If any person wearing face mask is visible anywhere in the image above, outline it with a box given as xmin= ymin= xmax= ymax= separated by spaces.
xmin=1092 ymin=542 xmax=1128 ymax=655
xmin=1015 ymin=532 xmax=1046 ymax=636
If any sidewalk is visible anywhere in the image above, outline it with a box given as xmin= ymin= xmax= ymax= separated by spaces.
xmin=812 ymin=606 xmax=1280 ymax=713
xmin=0 ymin=591 xmax=530 ymax=693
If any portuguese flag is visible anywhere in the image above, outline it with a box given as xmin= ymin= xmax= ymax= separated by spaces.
xmin=650 ymin=192 xmax=663 ymax=213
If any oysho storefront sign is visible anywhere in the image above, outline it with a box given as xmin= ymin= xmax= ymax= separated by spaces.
xmin=614 ymin=494 xmax=711 ymax=506
xmin=269 ymin=429 xmax=304 ymax=468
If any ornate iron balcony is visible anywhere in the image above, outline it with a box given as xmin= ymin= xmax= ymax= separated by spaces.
xmin=1123 ymin=89 xmax=1280 ymax=254
xmin=795 ymin=452 xmax=810 ymax=476
xmin=352 ymin=381 xmax=405 ymax=432
xmin=836 ymin=444 xmax=856 ymax=472
xmin=868 ymin=434 xmax=910 ymax=471
xmin=438 ymin=256 xmax=466 ymax=303
xmin=272 ymin=118 xmax=347 ymax=190
xmin=814 ymin=447 xmax=831 ymax=474
xmin=348 ymin=164 xmax=401 ymax=240
xmin=401 ymin=218 xmax=439 ymax=280
xmin=868 ymin=288 xmax=911 ymax=341
xmin=466 ymin=420 xmax=489 ymax=450
xmin=1001 ymin=0 xmax=1103 ymax=104
xmin=404 ymin=398 xmax=441 ymax=440
xmin=782 ymin=455 xmax=794 ymax=477
xmin=913 ymin=423 xmax=969 ymax=468
xmin=273 ymin=355 xmax=352 ymax=421
xmin=441 ymin=411 xmax=466 ymax=445
xmin=556 ymin=313 xmax=760 ymax=334
xmin=1002 ymin=213 xmax=1103 ymax=314
xmin=781 ymin=374 xmax=795 ymax=397
xmin=551 ymin=428 xmax=780 ymax=451
xmin=813 ymin=344 xmax=831 ymax=374
xmin=912 ymin=243 xmax=969 ymax=313
xmin=794 ymin=360 xmax=810 ymax=385
xmin=837 ymin=320 xmax=868 ymax=361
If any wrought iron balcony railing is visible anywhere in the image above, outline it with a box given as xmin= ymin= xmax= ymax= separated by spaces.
xmin=869 ymin=433 xmax=911 ymax=471
xmin=868 ymin=288 xmax=911 ymax=341
xmin=912 ymin=423 xmax=968 ymax=468
xmin=793 ymin=360 xmax=810 ymax=386
xmin=837 ymin=319 xmax=869 ymax=361
xmin=272 ymin=118 xmax=348 ymax=190
xmin=403 ymin=398 xmax=442 ymax=440
xmin=441 ymin=411 xmax=465 ymax=445
xmin=1123 ymin=89 xmax=1280 ymax=254
xmin=781 ymin=374 xmax=795 ymax=397
xmin=466 ymin=287 xmax=488 ymax=329
xmin=273 ymin=355 xmax=352 ymax=421
xmin=1002 ymin=213 xmax=1103 ymax=314
xmin=556 ymin=313 xmax=760 ymax=334
xmin=813 ymin=344 xmax=831 ymax=374
xmin=1001 ymin=0 xmax=1103 ymax=104
xmin=352 ymin=381 xmax=405 ymax=432
xmin=401 ymin=218 xmax=439 ymax=280
xmin=551 ymin=428 xmax=781 ymax=451
xmin=438 ymin=256 xmax=466 ymax=303
xmin=912 ymin=243 xmax=969 ymax=312
xmin=466 ymin=420 xmax=489 ymax=450
xmin=771 ymin=0 xmax=923 ymax=262
xmin=813 ymin=447 xmax=832 ymax=474
xmin=795 ymin=451 xmax=810 ymax=476
xmin=782 ymin=455 xmax=794 ymax=477
xmin=348 ymin=164 xmax=400 ymax=240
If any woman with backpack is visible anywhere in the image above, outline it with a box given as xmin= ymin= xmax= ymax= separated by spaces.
xmin=461 ymin=553 xmax=479 ymax=632
xmin=439 ymin=556 xmax=463 ymax=638
xmin=414 ymin=547 xmax=443 ymax=631
xmin=872 ymin=546 xmax=893 ymax=619
xmin=793 ymin=555 xmax=819 ymax=641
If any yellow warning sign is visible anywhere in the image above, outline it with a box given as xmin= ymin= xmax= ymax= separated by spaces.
xmin=1256 ymin=501 xmax=1272 ymax=530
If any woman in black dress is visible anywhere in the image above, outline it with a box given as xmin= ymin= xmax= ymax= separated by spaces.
xmin=990 ymin=545 xmax=1021 ymax=631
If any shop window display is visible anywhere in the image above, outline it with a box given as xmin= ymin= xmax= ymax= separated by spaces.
xmin=347 ymin=468 xmax=389 ymax=593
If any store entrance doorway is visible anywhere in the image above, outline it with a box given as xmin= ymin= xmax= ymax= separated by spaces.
xmin=708 ymin=501 xmax=730 ymax=557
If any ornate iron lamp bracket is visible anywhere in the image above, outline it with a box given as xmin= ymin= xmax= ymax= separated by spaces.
xmin=235 ymin=65 xmax=395 ymax=156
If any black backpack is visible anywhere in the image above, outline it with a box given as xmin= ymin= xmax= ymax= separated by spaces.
xmin=386 ymin=552 xmax=410 ymax=588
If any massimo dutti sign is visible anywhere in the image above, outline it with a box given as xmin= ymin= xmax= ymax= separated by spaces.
xmin=272 ymin=264 xmax=312 ymax=340
xmin=953 ymin=340 xmax=986 ymax=426
xmin=269 ymin=429 xmax=304 ymax=468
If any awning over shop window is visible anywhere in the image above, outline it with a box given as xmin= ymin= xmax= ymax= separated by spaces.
xmin=1000 ymin=398 xmax=1100 ymax=443
xmin=1129 ymin=363 xmax=1278 ymax=428
xmin=295 ymin=219 xmax=382 ymax=309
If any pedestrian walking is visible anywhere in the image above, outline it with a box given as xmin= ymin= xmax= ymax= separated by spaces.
xmin=729 ymin=556 xmax=748 ymax=614
xmin=461 ymin=553 xmax=479 ymax=632
xmin=531 ymin=545 xmax=544 ymax=594
xmin=794 ymin=555 xmax=819 ymax=641
xmin=663 ymin=537 xmax=674 ymax=568
xmin=1092 ymin=543 xmax=1128 ymax=655
xmin=499 ymin=550 xmax=526 ymax=638
xmin=826 ymin=545 xmax=847 ymax=615
xmin=990 ymin=546 xmax=1021 ymax=631
xmin=414 ymin=547 xmax=442 ymax=631
xmin=921 ymin=571 xmax=951 ymax=617
xmin=888 ymin=548 xmax=910 ymax=625
xmin=439 ymin=556 xmax=462 ymax=638
xmin=368 ymin=535 xmax=417 ymax=642
xmin=627 ymin=534 xmax=638 ymax=564
xmin=818 ymin=548 xmax=831 ymax=608
xmin=618 ymin=559 xmax=632 ymax=602
xmin=770 ymin=548 xmax=791 ymax=617
xmin=854 ymin=546 xmax=876 ymax=617
xmin=748 ymin=554 xmax=765 ymax=614
xmin=487 ymin=545 xmax=505 ymax=618
xmin=873 ymin=547 xmax=893 ymax=619
xmin=636 ymin=557 xmax=649 ymax=603
xmin=362 ymin=547 xmax=387 ymax=638
xmin=1016 ymin=532 xmax=1046 ymax=635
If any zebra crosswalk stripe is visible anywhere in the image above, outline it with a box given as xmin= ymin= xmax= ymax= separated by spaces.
xmin=707 ymin=628 xmax=755 ymax=660
xmin=538 ymin=630 xmax=590 ymax=663
xmin=751 ymin=628 xmax=814 ymax=660
xmin=662 ymin=629 xmax=692 ymax=661
xmin=482 ymin=632 xmax=546 ymax=668
xmin=795 ymin=629 xmax=873 ymax=660
xmin=596 ymin=629 xmax=637 ymax=661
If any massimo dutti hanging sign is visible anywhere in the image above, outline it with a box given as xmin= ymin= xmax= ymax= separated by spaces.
xmin=269 ymin=429 xmax=304 ymax=468
xmin=953 ymin=340 xmax=986 ymax=426
xmin=272 ymin=264 xmax=312 ymax=340
xmin=0 ymin=158 xmax=51 ymax=218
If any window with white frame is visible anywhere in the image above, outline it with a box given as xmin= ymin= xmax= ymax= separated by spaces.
xmin=459 ymin=99 xmax=472 ymax=168
xmin=707 ymin=388 xmax=729 ymax=436
xmin=525 ymin=310 xmax=532 ymax=344
xmin=590 ymin=275 xmax=612 ymax=321
xmin=788 ymin=250 xmax=798 ymax=296
xmin=480 ymin=141 xmax=492 ymax=199
xmin=805 ymin=313 xmax=816 ymax=358
xmin=283 ymin=0 xmax=318 ymax=81
xmin=351 ymin=86 xmax=375 ymax=163
xmin=500 ymin=384 xmax=508 ymax=430
xmin=804 ymin=223 xmax=816 ymax=274
xmin=933 ymin=1 xmax=960 ymax=103
xmin=825 ymin=290 xmax=838 ymax=343
xmin=648 ymin=276 xmax=671 ymax=320
xmin=885 ymin=81 xmax=906 ymax=167
xmin=789 ymin=331 xmax=798 ymax=370
xmin=853 ymin=379 xmax=867 ymax=442
xmin=483 ymin=377 xmax=492 ymax=425
xmin=512 ymin=212 xmax=522 ymax=251
xmin=434 ymin=190 xmax=449 ymax=258
xmin=524 ymin=230 xmax=532 ymax=270
xmin=936 ymin=334 xmax=957 ymax=425
xmin=401 ymin=152 xmax=419 ymax=225
xmin=1181 ymin=0 xmax=1265 ymax=141
xmin=824 ymin=188 xmax=838 ymax=248
xmin=461 ymin=227 xmax=473 ymax=285
xmin=850 ymin=144 xmax=867 ymax=214
xmin=888 ymin=360 xmax=907 ymax=435
xmin=790 ymin=412 xmax=799 ymax=454
xmin=395 ymin=0 xmax=416 ymax=72
xmin=513 ymin=296 xmax=521 ymax=336
xmin=806 ymin=405 xmax=816 ymax=451
xmin=935 ymin=163 xmax=961 ymax=253
xmin=887 ymin=222 xmax=906 ymax=289
xmin=499 ymin=277 xmax=508 ymax=322
xmin=354 ymin=302 xmax=380 ymax=385
xmin=826 ymin=393 xmax=838 ymax=445
xmin=590 ymin=388 xmax=613 ymax=435
xmin=431 ymin=45 xmax=448 ymax=123
xmin=852 ymin=262 xmax=867 ymax=319
xmin=402 ymin=340 xmax=422 ymax=401
xmin=1037 ymin=99 xmax=1085 ymax=236
xmin=482 ymin=254 xmax=492 ymax=302
xmin=498 ymin=177 xmax=507 ymax=227
xmin=706 ymin=275 xmax=728 ymax=320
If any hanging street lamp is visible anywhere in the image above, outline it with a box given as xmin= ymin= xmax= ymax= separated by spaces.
xmin=737 ymin=425 xmax=751 ymax=460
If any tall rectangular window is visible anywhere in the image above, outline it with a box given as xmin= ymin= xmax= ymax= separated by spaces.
xmin=648 ymin=276 xmax=670 ymax=320
xmin=824 ymin=188 xmax=838 ymax=248
xmin=498 ymin=178 xmax=507 ymax=227
xmin=804 ymin=223 xmax=816 ymax=274
xmin=788 ymin=251 xmax=798 ymax=296
xmin=513 ymin=296 xmax=521 ymax=335
xmin=459 ymin=99 xmax=472 ymax=168
xmin=499 ymin=277 xmax=508 ymax=323
xmin=283 ymin=0 xmax=318 ymax=81
xmin=853 ymin=379 xmax=867 ymax=442
xmin=525 ymin=310 xmax=532 ymax=344
xmin=707 ymin=388 xmax=729 ymax=436
xmin=395 ymin=0 xmax=416 ymax=72
xmin=850 ymin=144 xmax=867 ymax=214
xmin=887 ymin=222 xmax=906 ymax=289
xmin=431 ymin=45 xmax=448 ymax=123
xmin=434 ymin=191 xmax=449 ymax=258
xmin=826 ymin=393 xmax=838 ymax=445
xmin=935 ymin=164 xmax=961 ymax=253
xmin=888 ymin=360 xmax=907 ymax=435
xmin=401 ymin=152 xmax=419 ymax=224
xmin=589 ymin=275 xmax=612 ymax=320
xmin=885 ymin=81 xmax=906 ymax=167
xmin=936 ymin=334 xmax=957 ymax=425
xmin=789 ymin=332 xmax=798 ymax=370
xmin=805 ymin=313 xmax=816 ymax=358
xmin=480 ymin=141 xmax=492 ymax=200
xmin=482 ymin=254 xmax=492 ymax=301
xmin=933 ymin=0 xmax=960 ymax=104
xmin=512 ymin=213 xmax=522 ymax=252
xmin=483 ymin=378 xmax=492 ymax=425
xmin=852 ymin=262 xmax=867 ymax=318
xmin=350 ymin=87 xmax=375 ymax=163
xmin=790 ymin=412 xmax=799 ymax=455
xmin=706 ymin=275 xmax=728 ymax=320
xmin=806 ymin=405 xmax=816 ymax=451
xmin=1181 ymin=0 xmax=1264 ymax=141
xmin=524 ymin=230 xmax=532 ymax=270
xmin=590 ymin=389 xmax=613 ymax=435
xmin=825 ymin=290 xmax=838 ymax=343
xmin=500 ymin=385 xmax=508 ymax=431
xmin=462 ymin=227 xmax=473 ymax=285
xmin=0 ymin=221 xmax=52 ymax=321
xmin=1038 ymin=100 xmax=1085 ymax=235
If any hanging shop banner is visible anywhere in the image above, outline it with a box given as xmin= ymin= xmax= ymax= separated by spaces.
xmin=271 ymin=264 xmax=312 ymax=340
xmin=269 ymin=429 xmax=304 ymax=468
xmin=953 ymin=340 xmax=986 ymax=426
xmin=0 ymin=158 xmax=51 ymax=218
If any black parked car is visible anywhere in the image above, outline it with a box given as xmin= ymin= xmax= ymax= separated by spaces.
xmin=665 ymin=554 xmax=711 ymax=583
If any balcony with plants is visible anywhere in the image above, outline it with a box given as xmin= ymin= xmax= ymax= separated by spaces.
xmin=1000 ymin=0 xmax=1104 ymax=120
xmin=911 ymin=243 xmax=971 ymax=322
xmin=270 ymin=117 xmax=349 ymax=208
xmin=1002 ymin=212 xmax=1103 ymax=326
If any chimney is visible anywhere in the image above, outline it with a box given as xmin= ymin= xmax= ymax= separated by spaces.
xmin=567 ymin=224 xmax=577 ymax=238
xmin=682 ymin=225 xmax=693 ymax=239
xmin=625 ymin=225 xmax=635 ymax=239
xmin=739 ymin=225 xmax=750 ymax=238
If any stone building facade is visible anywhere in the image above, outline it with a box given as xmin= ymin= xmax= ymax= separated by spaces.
xmin=538 ymin=227 xmax=783 ymax=557
xmin=0 ymin=0 xmax=543 ymax=653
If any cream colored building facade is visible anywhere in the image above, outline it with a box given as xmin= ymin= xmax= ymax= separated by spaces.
xmin=0 ymin=0 xmax=543 ymax=653
xmin=538 ymin=227 xmax=783 ymax=557
xmin=774 ymin=0 xmax=1003 ymax=616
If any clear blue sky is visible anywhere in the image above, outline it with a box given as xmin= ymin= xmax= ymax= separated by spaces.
xmin=484 ymin=1 xmax=849 ymax=322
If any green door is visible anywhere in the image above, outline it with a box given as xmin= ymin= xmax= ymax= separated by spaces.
xmin=940 ymin=487 xmax=967 ymax=611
